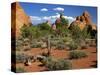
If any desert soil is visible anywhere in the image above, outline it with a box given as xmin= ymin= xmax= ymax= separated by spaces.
xmin=16 ymin=46 xmax=97 ymax=72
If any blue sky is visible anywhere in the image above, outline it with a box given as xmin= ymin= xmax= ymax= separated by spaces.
xmin=19 ymin=2 xmax=97 ymax=25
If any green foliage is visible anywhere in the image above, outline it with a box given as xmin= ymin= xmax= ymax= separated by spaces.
xmin=61 ymin=17 xmax=69 ymax=26
xmin=20 ymin=25 xmax=31 ymax=38
xmin=70 ymin=25 xmax=82 ymax=39
xmin=16 ymin=38 xmax=23 ymax=51
xmin=16 ymin=53 xmax=27 ymax=63
xmin=68 ymin=41 xmax=78 ymax=50
xmin=21 ymin=25 xmax=41 ymax=39
xmin=81 ymin=25 xmax=91 ymax=39
xmin=16 ymin=67 xmax=26 ymax=73
xmin=31 ymin=41 xmax=42 ymax=48
xmin=56 ymin=13 xmax=69 ymax=36
xmin=38 ymin=22 xmax=51 ymax=30
xmin=41 ymin=52 xmax=49 ymax=57
xmin=56 ymin=42 xmax=66 ymax=50
xmin=46 ymin=58 xmax=71 ymax=70
xmin=41 ymin=57 xmax=72 ymax=70
xmin=16 ymin=37 xmax=31 ymax=51
xmin=69 ymin=50 xmax=87 ymax=59
xmin=86 ymin=25 xmax=92 ymax=33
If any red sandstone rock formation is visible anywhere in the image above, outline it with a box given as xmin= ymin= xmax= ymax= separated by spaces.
xmin=11 ymin=2 xmax=32 ymax=38
xmin=69 ymin=11 xmax=97 ymax=30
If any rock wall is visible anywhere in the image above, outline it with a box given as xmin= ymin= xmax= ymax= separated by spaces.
xmin=11 ymin=2 xmax=32 ymax=38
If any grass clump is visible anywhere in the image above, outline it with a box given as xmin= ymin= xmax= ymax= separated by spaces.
xmin=68 ymin=41 xmax=78 ymax=50
xmin=69 ymin=50 xmax=87 ymax=59
xmin=16 ymin=67 xmax=26 ymax=73
xmin=41 ymin=57 xmax=72 ymax=71
xmin=16 ymin=53 xmax=27 ymax=63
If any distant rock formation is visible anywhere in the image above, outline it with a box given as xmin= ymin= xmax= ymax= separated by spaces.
xmin=11 ymin=2 xmax=32 ymax=38
xmin=52 ymin=23 xmax=56 ymax=30
xmin=69 ymin=11 xmax=97 ymax=30
xmin=55 ymin=13 xmax=64 ymax=25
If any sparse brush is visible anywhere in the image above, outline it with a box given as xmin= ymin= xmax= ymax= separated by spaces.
xmin=68 ymin=41 xmax=78 ymax=50
xmin=16 ymin=67 xmax=26 ymax=73
xmin=69 ymin=50 xmax=87 ymax=59
xmin=16 ymin=53 xmax=27 ymax=63
xmin=40 ymin=57 xmax=72 ymax=70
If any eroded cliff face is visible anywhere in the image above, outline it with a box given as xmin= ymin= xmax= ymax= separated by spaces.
xmin=69 ymin=11 xmax=97 ymax=30
xmin=11 ymin=2 xmax=32 ymax=38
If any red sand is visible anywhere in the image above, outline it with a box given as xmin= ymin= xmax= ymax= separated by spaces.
xmin=16 ymin=46 xmax=97 ymax=72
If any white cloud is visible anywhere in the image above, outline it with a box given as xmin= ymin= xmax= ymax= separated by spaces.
xmin=30 ymin=16 xmax=41 ymax=21
xmin=30 ymin=15 xmax=75 ymax=25
xmin=40 ymin=8 xmax=48 ymax=11
xmin=53 ymin=7 xmax=64 ymax=11
xmin=64 ymin=16 xmax=75 ymax=24
xmin=30 ymin=16 xmax=42 ymax=25
xmin=43 ymin=16 xmax=50 ymax=20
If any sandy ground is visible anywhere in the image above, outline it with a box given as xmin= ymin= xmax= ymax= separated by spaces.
xmin=16 ymin=46 xmax=97 ymax=72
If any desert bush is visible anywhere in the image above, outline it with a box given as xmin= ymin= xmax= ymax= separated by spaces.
xmin=31 ymin=43 xmax=41 ymax=48
xmin=56 ymin=44 xmax=66 ymax=50
xmin=46 ymin=59 xmax=72 ymax=70
xmin=16 ymin=39 xmax=23 ymax=51
xmin=41 ymin=52 xmax=49 ymax=57
xmin=62 ymin=37 xmax=72 ymax=43
xmin=80 ymin=43 xmax=88 ymax=49
xmin=69 ymin=50 xmax=87 ymax=59
xmin=51 ymin=41 xmax=58 ymax=47
xmin=68 ymin=41 xmax=78 ymax=50
xmin=40 ymin=56 xmax=51 ymax=65
xmin=41 ymin=57 xmax=72 ymax=70
xmin=80 ymin=40 xmax=88 ymax=49
xmin=16 ymin=67 xmax=26 ymax=73
xmin=55 ymin=41 xmax=66 ymax=50
xmin=16 ymin=38 xmax=31 ymax=51
xmin=16 ymin=53 xmax=27 ymax=63
xmin=31 ymin=42 xmax=41 ymax=48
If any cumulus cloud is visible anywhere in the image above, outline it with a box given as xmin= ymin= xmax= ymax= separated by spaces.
xmin=30 ymin=16 xmax=41 ymax=20
xmin=64 ymin=16 xmax=75 ymax=24
xmin=53 ymin=7 xmax=64 ymax=11
xmin=30 ymin=16 xmax=42 ymax=25
xmin=43 ymin=16 xmax=50 ymax=20
xmin=30 ymin=14 xmax=75 ymax=25
xmin=40 ymin=8 xmax=48 ymax=11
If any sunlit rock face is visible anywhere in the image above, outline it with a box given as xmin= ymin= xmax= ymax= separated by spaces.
xmin=11 ymin=2 xmax=32 ymax=38
xmin=69 ymin=11 xmax=97 ymax=30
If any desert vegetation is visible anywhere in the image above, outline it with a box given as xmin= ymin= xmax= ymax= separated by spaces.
xmin=14 ymin=13 xmax=97 ymax=72
xmin=11 ymin=3 xmax=97 ymax=72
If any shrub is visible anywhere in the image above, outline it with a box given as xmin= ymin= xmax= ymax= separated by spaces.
xmin=41 ymin=57 xmax=72 ymax=70
xmin=31 ymin=42 xmax=41 ymax=48
xmin=16 ymin=53 xmax=27 ymax=63
xmin=51 ymin=41 xmax=58 ymax=47
xmin=68 ymin=41 xmax=78 ymax=50
xmin=69 ymin=50 xmax=87 ymax=59
xmin=80 ymin=44 xmax=88 ymax=49
xmin=40 ymin=56 xmax=52 ymax=66
xmin=32 ymin=44 xmax=41 ymax=48
xmin=55 ymin=41 xmax=66 ymax=50
xmin=79 ymin=40 xmax=88 ymax=49
xmin=41 ymin=52 xmax=49 ymax=57
xmin=16 ymin=38 xmax=31 ymax=51
xmin=16 ymin=67 xmax=26 ymax=73
xmin=16 ymin=39 xmax=23 ymax=51
xmin=56 ymin=44 xmax=66 ymax=50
